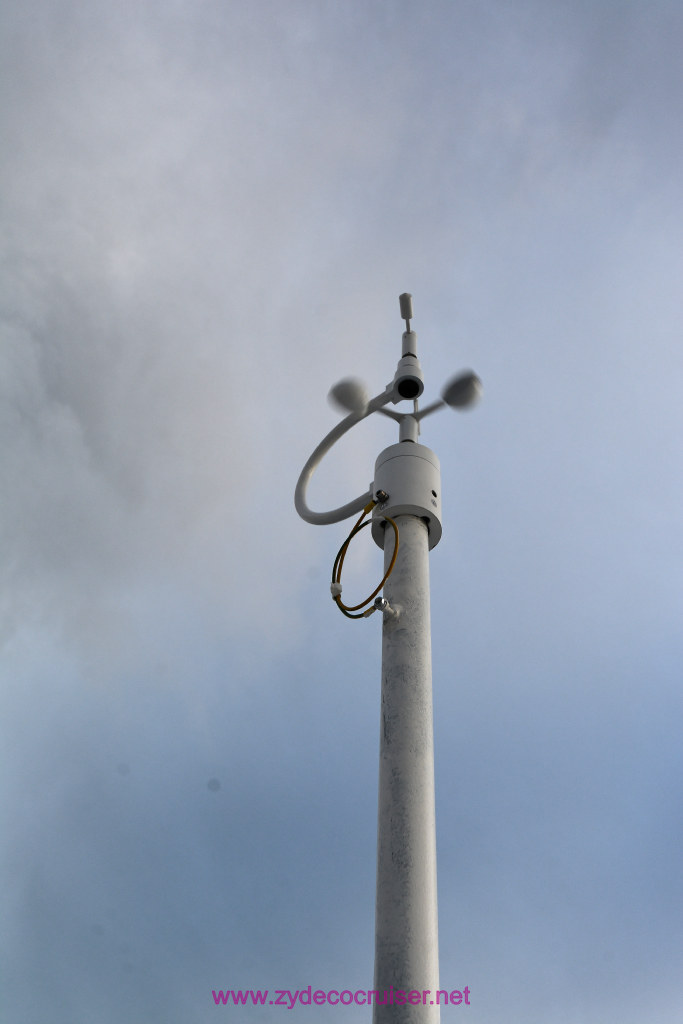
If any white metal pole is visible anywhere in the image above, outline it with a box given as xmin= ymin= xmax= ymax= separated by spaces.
xmin=293 ymin=293 xmax=480 ymax=1023
xmin=373 ymin=513 xmax=440 ymax=1023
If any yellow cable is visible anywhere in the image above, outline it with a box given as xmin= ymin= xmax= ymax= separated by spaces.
xmin=331 ymin=503 xmax=399 ymax=619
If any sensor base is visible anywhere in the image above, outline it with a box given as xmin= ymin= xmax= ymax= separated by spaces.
xmin=371 ymin=443 xmax=442 ymax=549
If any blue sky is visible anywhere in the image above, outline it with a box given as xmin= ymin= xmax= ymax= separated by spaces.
xmin=2 ymin=1 xmax=683 ymax=1021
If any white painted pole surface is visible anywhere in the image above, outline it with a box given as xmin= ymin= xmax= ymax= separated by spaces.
xmin=373 ymin=514 xmax=440 ymax=1023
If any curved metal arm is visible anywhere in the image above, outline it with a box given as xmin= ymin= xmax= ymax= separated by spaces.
xmin=294 ymin=385 xmax=395 ymax=525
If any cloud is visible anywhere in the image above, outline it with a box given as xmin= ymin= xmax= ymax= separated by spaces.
xmin=2 ymin=2 xmax=683 ymax=1022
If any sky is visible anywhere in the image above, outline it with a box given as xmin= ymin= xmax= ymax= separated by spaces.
xmin=2 ymin=1 xmax=683 ymax=1021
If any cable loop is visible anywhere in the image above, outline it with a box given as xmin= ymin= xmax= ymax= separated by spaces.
xmin=331 ymin=501 xmax=399 ymax=619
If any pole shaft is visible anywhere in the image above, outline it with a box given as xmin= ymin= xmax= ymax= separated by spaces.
xmin=373 ymin=515 xmax=440 ymax=1023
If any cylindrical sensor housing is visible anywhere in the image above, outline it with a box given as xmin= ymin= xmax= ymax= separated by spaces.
xmin=392 ymin=354 xmax=424 ymax=400
xmin=372 ymin=443 xmax=442 ymax=549
xmin=402 ymin=330 xmax=417 ymax=357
